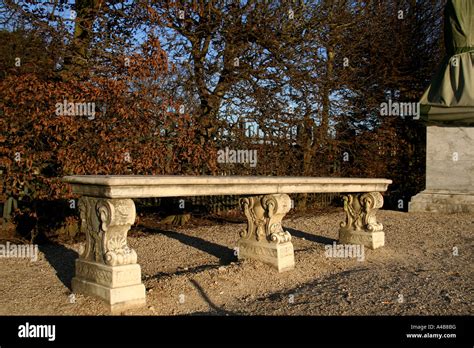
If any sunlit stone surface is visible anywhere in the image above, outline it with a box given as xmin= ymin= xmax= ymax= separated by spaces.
xmin=409 ymin=126 xmax=474 ymax=213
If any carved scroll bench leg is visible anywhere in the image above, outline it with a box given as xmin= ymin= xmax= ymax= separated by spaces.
xmin=72 ymin=197 xmax=146 ymax=312
xmin=338 ymin=192 xmax=385 ymax=249
xmin=238 ymin=194 xmax=294 ymax=272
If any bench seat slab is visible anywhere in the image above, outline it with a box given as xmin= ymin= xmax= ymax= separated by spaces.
xmin=238 ymin=194 xmax=294 ymax=272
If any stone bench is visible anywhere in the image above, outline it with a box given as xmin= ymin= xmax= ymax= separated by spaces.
xmin=62 ymin=175 xmax=391 ymax=311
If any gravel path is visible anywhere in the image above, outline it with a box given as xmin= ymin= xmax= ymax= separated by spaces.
xmin=0 ymin=209 xmax=472 ymax=316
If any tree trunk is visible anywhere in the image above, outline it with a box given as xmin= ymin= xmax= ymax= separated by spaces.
xmin=60 ymin=0 xmax=101 ymax=81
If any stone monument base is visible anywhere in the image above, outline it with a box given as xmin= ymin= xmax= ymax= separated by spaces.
xmin=409 ymin=126 xmax=474 ymax=213
xmin=409 ymin=190 xmax=474 ymax=213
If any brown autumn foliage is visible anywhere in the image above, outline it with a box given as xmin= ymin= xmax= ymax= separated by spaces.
xmin=1 ymin=32 xmax=213 ymax=194
xmin=0 ymin=22 xmax=214 ymax=240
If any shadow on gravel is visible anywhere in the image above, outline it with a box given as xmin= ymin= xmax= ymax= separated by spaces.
xmin=39 ymin=243 xmax=78 ymax=290
xmin=188 ymin=279 xmax=241 ymax=316
xmin=140 ymin=226 xmax=237 ymax=264
xmin=204 ymin=215 xmax=245 ymax=225
xmin=147 ymin=264 xmax=222 ymax=280
xmin=285 ymin=227 xmax=336 ymax=245
xmin=246 ymin=266 xmax=373 ymax=314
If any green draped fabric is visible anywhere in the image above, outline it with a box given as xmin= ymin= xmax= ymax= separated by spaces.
xmin=420 ymin=0 xmax=474 ymax=125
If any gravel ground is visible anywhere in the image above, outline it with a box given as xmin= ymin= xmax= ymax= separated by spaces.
xmin=0 ymin=209 xmax=472 ymax=316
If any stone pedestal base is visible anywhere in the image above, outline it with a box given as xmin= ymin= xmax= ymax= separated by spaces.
xmin=408 ymin=190 xmax=474 ymax=213
xmin=338 ymin=229 xmax=385 ymax=249
xmin=338 ymin=192 xmax=385 ymax=250
xmin=73 ymin=197 xmax=146 ymax=312
xmin=239 ymin=194 xmax=294 ymax=272
xmin=238 ymin=239 xmax=294 ymax=272
xmin=72 ymin=259 xmax=146 ymax=312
